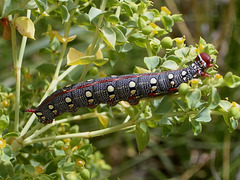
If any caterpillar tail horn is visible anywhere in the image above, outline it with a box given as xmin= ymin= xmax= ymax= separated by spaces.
xmin=25 ymin=109 xmax=36 ymax=113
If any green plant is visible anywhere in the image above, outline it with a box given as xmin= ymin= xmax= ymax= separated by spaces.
xmin=0 ymin=0 xmax=240 ymax=179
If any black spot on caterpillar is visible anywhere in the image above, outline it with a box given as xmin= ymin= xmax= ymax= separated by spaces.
xmin=26 ymin=53 xmax=214 ymax=124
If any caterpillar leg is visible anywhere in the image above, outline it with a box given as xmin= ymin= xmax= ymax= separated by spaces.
xmin=107 ymin=100 xmax=119 ymax=107
xmin=127 ymin=98 xmax=140 ymax=106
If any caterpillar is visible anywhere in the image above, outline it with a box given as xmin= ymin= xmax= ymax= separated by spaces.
xmin=26 ymin=53 xmax=214 ymax=124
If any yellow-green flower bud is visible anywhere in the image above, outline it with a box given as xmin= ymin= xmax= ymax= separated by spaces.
xmin=161 ymin=37 xmax=173 ymax=49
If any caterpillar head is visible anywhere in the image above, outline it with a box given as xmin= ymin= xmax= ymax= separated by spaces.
xmin=193 ymin=53 xmax=215 ymax=77
xmin=196 ymin=52 xmax=214 ymax=69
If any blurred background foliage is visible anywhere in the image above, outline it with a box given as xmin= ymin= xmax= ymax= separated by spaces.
xmin=0 ymin=0 xmax=240 ymax=179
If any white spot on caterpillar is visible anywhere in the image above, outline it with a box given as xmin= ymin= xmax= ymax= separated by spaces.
xmin=48 ymin=105 xmax=54 ymax=110
xmin=181 ymin=71 xmax=187 ymax=76
xmin=150 ymin=78 xmax=157 ymax=84
xmin=88 ymin=99 xmax=94 ymax=103
xmin=85 ymin=91 xmax=92 ymax=98
xmin=36 ymin=112 xmax=43 ymax=116
xmin=65 ymin=97 xmax=72 ymax=103
xmin=130 ymin=90 xmax=136 ymax=95
xmin=192 ymin=64 xmax=197 ymax=69
xmin=170 ymin=81 xmax=175 ymax=86
xmin=109 ymin=94 xmax=115 ymax=99
xmin=107 ymin=85 xmax=115 ymax=92
xmin=86 ymin=79 xmax=93 ymax=82
xmin=129 ymin=81 xmax=136 ymax=88
xmin=41 ymin=116 xmax=46 ymax=120
xmin=65 ymin=84 xmax=71 ymax=88
xmin=69 ymin=104 xmax=74 ymax=108
xmin=151 ymin=86 xmax=157 ymax=91
xmin=53 ymin=110 xmax=57 ymax=114
xmin=168 ymin=74 xmax=174 ymax=79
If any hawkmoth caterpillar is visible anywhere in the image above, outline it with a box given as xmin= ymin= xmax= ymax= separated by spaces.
xmin=26 ymin=53 xmax=214 ymax=124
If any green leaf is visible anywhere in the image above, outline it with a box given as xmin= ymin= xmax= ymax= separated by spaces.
xmin=67 ymin=47 xmax=94 ymax=65
xmin=158 ymin=116 xmax=171 ymax=125
xmin=93 ymin=58 xmax=109 ymax=66
xmin=111 ymin=26 xmax=128 ymax=44
xmin=199 ymin=37 xmax=207 ymax=45
xmin=45 ymin=160 xmax=58 ymax=174
xmin=122 ymin=3 xmax=133 ymax=17
xmin=161 ymin=125 xmax=172 ymax=137
xmin=224 ymin=72 xmax=240 ymax=88
xmin=2 ymin=0 xmax=31 ymax=17
xmin=34 ymin=0 xmax=46 ymax=13
xmin=186 ymin=89 xmax=201 ymax=109
xmin=135 ymin=123 xmax=150 ymax=152
xmin=54 ymin=149 xmax=65 ymax=156
xmin=117 ymin=43 xmax=132 ymax=53
xmin=49 ymin=37 xmax=60 ymax=51
xmin=100 ymin=27 xmax=116 ymax=49
xmin=0 ymin=115 xmax=9 ymax=131
xmin=154 ymin=96 xmax=173 ymax=114
xmin=178 ymin=117 xmax=190 ymax=133
xmin=3 ymin=132 xmax=19 ymax=138
xmin=36 ymin=63 xmax=56 ymax=76
xmin=167 ymin=55 xmax=182 ymax=64
xmin=76 ymin=13 xmax=90 ymax=25
xmin=0 ymin=160 xmax=14 ymax=178
xmin=172 ymin=14 xmax=183 ymax=22
xmin=195 ymin=108 xmax=211 ymax=122
xmin=88 ymin=7 xmax=105 ymax=22
xmin=79 ymin=144 xmax=94 ymax=156
xmin=138 ymin=17 xmax=147 ymax=29
xmin=68 ymin=55 xmax=95 ymax=65
xmin=63 ymin=162 xmax=75 ymax=172
xmin=70 ymin=138 xmax=81 ymax=147
xmin=1 ymin=145 xmax=12 ymax=162
xmin=174 ymin=47 xmax=190 ymax=58
xmin=106 ymin=14 xmax=119 ymax=24
xmin=60 ymin=5 xmax=70 ymax=23
xmin=223 ymin=116 xmax=231 ymax=130
xmin=24 ymin=164 xmax=35 ymax=174
xmin=129 ymin=33 xmax=146 ymax=47
xmin=207 ymin=87 xmax=220 ymax=109
xmin=142 ymin=11 xmax=155 ymax=22
xmin=224 ymin=116 xmax=238 ymax=133
xmin=174 ymin=99 xmax=188 ymax=110
xmin=231 ymin=118 xmax=238 ymax=131
xmin=161 ymin=60 xmax=178 ymax=70
xmin=219 ymin=100 xmax=232 ymax=112
xmin=161 ymin=15 xmax=174 ymax=31
xmin=191 ymin=118 xmax=202 ymax=135
xmin=144 ymin=56 xmax=159 ymax=71
xmin=32 ymin=154 xmax=47 ymax=165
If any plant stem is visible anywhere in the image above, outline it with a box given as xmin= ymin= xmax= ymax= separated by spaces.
xmin=10 ymin=10 xmax=31 ymax=132
xmin=9 ymin=16 xmax=18 ymax=131
xmin=23 ymin=116 xmax=152 ymax=145
xmin=146 ymin=36 xmax=153 ymax=57
xmin=133 ymin=100 xmax=149 ymax=122
xmin=24 ymin=112 xmax=96 ymax=141
xmin=223 ymin=133 xmax=230 ymax=180
xmin=79 ymin=0 xmax=107 ymax=81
